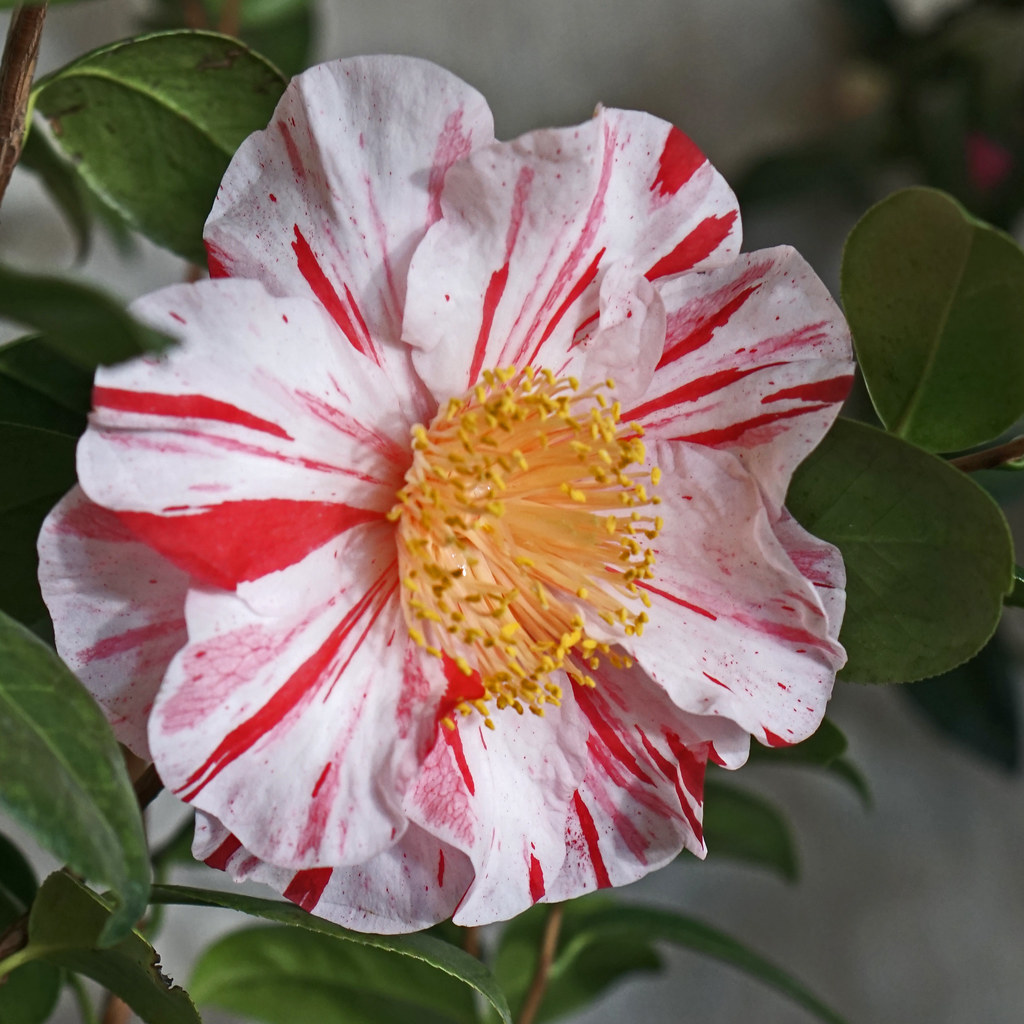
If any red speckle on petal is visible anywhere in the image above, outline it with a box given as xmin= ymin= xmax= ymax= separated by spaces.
xmin=269 ymin=193 xmax=277 ymax=202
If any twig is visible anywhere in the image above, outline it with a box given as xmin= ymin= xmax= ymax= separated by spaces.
xmin=949 ymin=435 xmax=1024 ymax=473
xmin=100 ymin=992 xmax=132 ymax=1024
xmin=517 ymin=904 xmax=563 ymax=1024
xmin=181 ymin=0 xmax=208 ymax=30
xmin=217 ymin=0 xmax=242 ymax=38
xmin=0 ymin=3 xmax=47 ymax=212
xmin=462 ymin=924 xmax=481 ymax=959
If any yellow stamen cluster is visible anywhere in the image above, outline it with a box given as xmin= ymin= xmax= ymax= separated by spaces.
xmin=388 ymin=366 xmax=660 ymax=729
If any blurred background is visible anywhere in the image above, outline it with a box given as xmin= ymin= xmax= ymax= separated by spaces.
xmin=2 ymin=0 xmax=1023 ymax=1021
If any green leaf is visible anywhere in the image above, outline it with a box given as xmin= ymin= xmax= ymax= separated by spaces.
xmin=0 ymin=841 xmax=60 ymax=1024
xmin=19 ymin=121 xmax=94 ymax=259
xmin=0 ymin=266 xmax=172 ymax=369
xmin=748 ymin=718 xmax=871 ymax=804
xmin=0 ymin=613 xmax=149 ymax=943
xmin=787 ymin=418 xmax=1014 ymax=683
xmin=902 ymin=630 xmax=1020 ymax=770
xmin=491 ymin=897 xmax=661 ymax=1023
xmin=150 ymin=883 xmax=512 ymax=1023
xmin=33 ymin=31 xmax=287 ymax=262
xmin=702 ymin=779 xmax=798 ymax=881
xmin=749 ymin=717 xmax=847 ymax=767
xmin=3 ymin=872 xmax=199 ymax=1024
xmin=1006 ymin=564 xmax=1024 ymax=608
xmin=0 ymin=423 xmax=77 ymax=626
xmin=842 ymin=187 xmax=1024 ymax=452
xmin=552 ymin=905 xmax=848 ymax=1024
xmin=0 ymin=833 xmax=38 ymax=911
xmin=0 ymin=335 xmax=92 ymax=436
xmin=191 ymin=925 xmax=476 ymax=1024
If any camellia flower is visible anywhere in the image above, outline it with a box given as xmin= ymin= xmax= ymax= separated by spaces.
xmin=39 ymin=56 xmax=853 ymax=932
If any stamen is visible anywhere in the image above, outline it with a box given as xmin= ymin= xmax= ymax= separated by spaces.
xmin=390 ymin=367 xmax=660 ymax=722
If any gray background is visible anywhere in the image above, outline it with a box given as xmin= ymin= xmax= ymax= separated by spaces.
xmin=2 ymin=1 xmax=1022 ymax=1022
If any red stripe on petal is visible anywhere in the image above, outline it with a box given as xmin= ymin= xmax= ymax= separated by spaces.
xmin=428 ymin=109 xmax=475 ymax=224
xmin=438 ymin=654 xmax=485 ymax=725
xmin=311 ymin=761 xmax=333 ymax=798
xmin=572 ymin=791 xmax=611 ymax=889
xmin=651 ymin=126 xmax=706 ymax=197
xmin=93 ymin=387 xmax=292 ymax=441
xmin=529 ymin=246 xmax=605 ymax=361
xmin=657 ymin=283 xmax=762 ymax=368
xmin=638 ymin=582 xmax=717 ymax=620
xmin=703 ymin=672 xmax=730 ymax=690
xmin=763 ymin=728 xmax=793 ymax=748
xmin=205 ymin=241 xmax=231 ymax=279
xmin=203 ymin=833 xmax=242 ymax=870
xmin=761 ymin=374 xmax=854 ymax=405
xmin=437 ymin=849 xmax=446 ymax=887
xmin=284 ymin=867 xmax=333 ymax=911
xmin=625 ymin=363 xmax=783 ymax=423
xmin=576 ymin=687 xmax=655 ymax=785
xmin=444 ymin=724 xmax=476 ymax=796
xmin=636 ymin=727 xmax=703 ymax=844
xmin=528 ymin=853 xmax=545 ymax=902
xmin=291 ymin=225 xmax=379 ymax=364
xmin=174 ymin=568 xmax=396 ymax=801
xmin=79 ymin=619 xmax=185 ymax=664
xmin=276 ymin=119 xmax=306 ymax=181
xmin=646 ymin=211 xmax=737 ymax=281
xmin=669 ymin=403 xmax=831 ymax=448
xmin=663 ymin=732 xmax=707 ymax=808
xmin=468 ymin=261 xmax=509 ymax=385
xmin=119 ymin=500 xmax=382 ymax=590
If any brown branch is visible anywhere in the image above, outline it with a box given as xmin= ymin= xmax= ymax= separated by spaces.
xmin=517 ymin=904 xmax=563 ymax=1024
xmin=0 ymin=3 xmax=47 ymax=212
xmin=101 ymin=993 xmax=131 ymax=1024
xmin=949 ymin=435 xmax=1024 ymax=473
xmin=217 ymin=0 xmax=242 ymax=38
xmin=181 ymin=0 xmax=208 ymax=30
xmin=462 ymin=924 xmax=481 ymax=960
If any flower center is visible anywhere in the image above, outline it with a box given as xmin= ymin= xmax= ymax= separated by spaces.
xmin=389 ymin=366 xmax=661 ymax=729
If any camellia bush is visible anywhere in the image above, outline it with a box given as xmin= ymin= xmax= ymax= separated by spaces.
xmin=0 ymin=2 xmax=1021 ymax=1023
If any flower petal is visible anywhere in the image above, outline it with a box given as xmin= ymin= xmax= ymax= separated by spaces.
xmin=404 ymin=107 xmax=738 ymax=399
xmin=545 ymin=663 xmax=749 ymax=901
xmin=205 ymin=55 xmax=495 ymax=423
xmin=78 ymin=279 xmax=410 ymax=591
xmin=628 ymin=440 xmax=846 ymax=747
xmin=149 ymin=521 xmax=442 ymax=869
xmin=193 ymin=811 xmax=474 ymax=934
xmin=37 ymin=487 xmax=188 ymax=760
xmin=404 ymin=696 xmax=589 ymax=926
xmin=624 ymin=246 xmax=853 ymax=510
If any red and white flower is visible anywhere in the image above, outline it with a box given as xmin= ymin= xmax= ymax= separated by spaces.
xmin=39 ymin=56 xmax=852 ymax=932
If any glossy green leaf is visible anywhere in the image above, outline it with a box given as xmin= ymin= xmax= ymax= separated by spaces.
xmin=748 ymin=718 xmax=871 ymax=804
xmin=552 ymin=905 xmax=848 ymax=1024
xmin=33 ymin=31 xmax=287 ymax=262
xmin=0 ymin=423 xmax=77 ymax=626
xmin=0 ymin=614 xmax=149 ymax=943
xmin=1005 ymin=564 xmax=1024 ymax=608
xmin=702 ymin=780 xmax=798 ymax=881
xmin=749 ymin=717 xmax=847 ymax=767
xmin=1 ymin=872 xmax=199 ymax=1024
xmin=19 ymin=122 xmax=94 ymax=259
xmin=842 ymin=187 xmax=1024 ymax=452
xmin=0 ymin=265 xmax=171 ymax=368
xmin=787 ymin=418 xmax=1014 ymax=683
xmin=0 ymin=335 xmax=91 ymax=436
xmin=150 ymin=884 xmax=511 ymax=1024
xmin=490 ymin=897 xmax=661 ymax=1023
xmin=902 ymin=630 xmax=1020 ymax=770
xmin=191 ymin=925 xmax=475 ymax=1024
